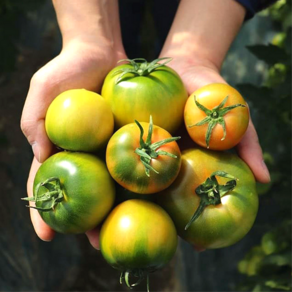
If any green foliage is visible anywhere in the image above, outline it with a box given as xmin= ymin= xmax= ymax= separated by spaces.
xmin=236 ymin=221 xmax=291 ymax=291
xmin=236 ymin=1 xmax=291 ymax=290
xmin=237 ymin=1 xmax=291 ymax=201
xmin=260 ymin=0 xmax=292 ymax=30
xmin=246 ymin=44 xmax=290 ymax=65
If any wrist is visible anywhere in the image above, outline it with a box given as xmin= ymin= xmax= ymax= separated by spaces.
xmin=161 ymin=0 xmax=245 ymax=70
xmin=53 ymin=0 xmax=124 ymax=55
xmin=162 ymin=50 xmax=221 ymax=72
xmin=61 ymin=36 xmax=126 ymax=69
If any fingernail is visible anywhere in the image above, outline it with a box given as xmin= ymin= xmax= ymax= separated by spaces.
xmin=261 ymin=160 xmax=271 ymax=182
xmin=42 ymin=238 xmax=52 ymax=242
xmin=32 ymin=143 xmax=41 ymax=162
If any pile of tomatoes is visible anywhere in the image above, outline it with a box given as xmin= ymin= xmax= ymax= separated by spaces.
xmin=23 ymin=58 xmax=258 ymax=291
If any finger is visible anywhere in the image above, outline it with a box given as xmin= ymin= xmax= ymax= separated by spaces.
xmin=193 ymin=245 xmax=206 ymax=252
xmin=21 ymin=73 xmax=56 ymax=163
xmin=184 ymin=67 xmax=227 ymax=94
xmin=236 ymin=120 xmax=270 ymax=183
xmin=86 ymin=227 xmax=100 ymax=250
xmin=27 ymin=157 xmax=55 ymax=241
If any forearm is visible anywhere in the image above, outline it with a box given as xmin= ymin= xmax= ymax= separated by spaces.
xmin=52 ymin=0 xmax=124 ymax=51
xmin=161 ymin=0 xmax=246 ymax=70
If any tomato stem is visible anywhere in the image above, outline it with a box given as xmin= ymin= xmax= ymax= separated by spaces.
xmin=120 ymin=269 xmax=150 ymax=291
xmin=185 ymin=171 xmax=237 ymax=230
xmin=115 ymin=57 xmax=172 ymax=84
xmin=21 ymin=177 xmax=64 ymax=212
xmin=188 ymin=95 xmax=246 ymax=148
xmin=134 ymin=115 xmax=180 ymax=177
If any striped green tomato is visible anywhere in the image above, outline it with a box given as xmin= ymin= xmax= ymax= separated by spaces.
xmin=31 ymin=152 xmax=115 ymax=234
xmin=45 ymin=89 xmax=114 ymax=152
xmin=106 ymin=117 xmax=181 ymax=194
xmin=99 ymin=199 xmax=177 ymax=290
xmin=157 ymin=148 xmax=258 ymax=250
xmin=101 ymin=58 xmax=188 ymax=134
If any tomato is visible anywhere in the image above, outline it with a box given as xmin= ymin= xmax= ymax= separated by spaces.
xmin=101 ymin=58 xmax=188 ymax=134
xmin=23 ymin=152 xmax=115 ymax=234
xmin=106 ymin=116 xmax=181 ymax=194
xmin=157 ymin=148 xmax=258 ymax=249
xmin=45 ymin=89 xmax=114 ymax=152
xmin=184 ymin=83 xmax=249 ymax=150
xmin=99 ymin=199 xmax=177 ymax=291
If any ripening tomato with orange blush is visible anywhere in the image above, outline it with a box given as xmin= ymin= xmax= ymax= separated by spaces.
xmin=106 ymin=116 xmax=181 ymax=194
xmin=184 ymin=83 xmax=249 ymax=150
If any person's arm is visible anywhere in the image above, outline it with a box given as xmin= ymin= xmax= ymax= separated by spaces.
xmin=21 ymin=0 xmax=126 ymax=245
xmin=53 ymin=0 xmax=124 ymax=50
xmin=160 ymin=0 xmax=270 ymax=183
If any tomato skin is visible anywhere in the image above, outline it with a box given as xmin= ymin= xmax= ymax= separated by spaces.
xmin=157 ymin=148 xmax=258 ymax=249
xmin=34 ymin=152 xmax=115 ymax=234
xmin=101 ymin=64 xmax=188 ymax=134
xmin=106 ymin=122 xmax=181 ymax=194
xmin=100 ymin=199 xmax=177 ymax=271
xmin=45 ymin=89 xmax=114 ymax=152
xmin=184 ymin=84 xmax=249 ymax=150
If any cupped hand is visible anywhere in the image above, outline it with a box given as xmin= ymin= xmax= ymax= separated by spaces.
xmin=164 ymin=57 xmax=270 ymax=184
xmin=22 ymin=38 xmax=126 ymax=245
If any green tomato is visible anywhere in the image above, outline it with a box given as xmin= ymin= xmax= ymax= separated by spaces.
xmin=31 ymin=151 xmax=115 ymax=234
xmin=99 ymin=199 xmax=177 ymax=290
xmin=101 ymin=58 xmax=188 ymax=134
xmin=157 ymin=148 xmax=258 ymax=249
xmin=45 ymin=89 xmax=114 ymax=152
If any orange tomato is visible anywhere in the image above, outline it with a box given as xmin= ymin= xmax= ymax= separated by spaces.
xmin=184 ymin=83 xmax=249 ymax=150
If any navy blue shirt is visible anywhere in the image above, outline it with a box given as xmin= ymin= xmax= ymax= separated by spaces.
xmin=236 ymin=0 xmax=278 ymax=19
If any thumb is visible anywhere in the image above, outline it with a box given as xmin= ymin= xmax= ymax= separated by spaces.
xmin=27 ymin=157 xmax=55 ymax=241
xmin=236 ymin=120 xmax=270 ymax=183
xmin=21 ymin=74 xmax=55 ymax=163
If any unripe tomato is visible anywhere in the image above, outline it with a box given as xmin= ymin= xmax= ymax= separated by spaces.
xmin=106 ymin=117 xmax=181 ymax=194
xmin=26 ymin=152 xmax=115 ymax=234
xmin=45 ymin=89 xmax=114 ymax=152
xmin=100 ymin=199 xmax=177 ymax=291
xmin=101 ymin=58 xmax=188 ymax=134
xmin=158 ymin=148 xmax=258 ymax=249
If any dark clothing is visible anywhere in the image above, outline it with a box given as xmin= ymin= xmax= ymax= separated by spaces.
xmin=119 ymin=0 xmax=278 ymax=58
xmin=237 ymin=0 xmax=279 ymax=18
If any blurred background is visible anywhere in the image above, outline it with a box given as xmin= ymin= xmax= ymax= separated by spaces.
xmin=0 ymin=0 xmax=291 ymax=291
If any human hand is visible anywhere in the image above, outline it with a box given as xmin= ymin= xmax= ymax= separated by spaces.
xmin=158 ymin=0 xmax=270 ymax=184
xmin=161 ymin=57 xmax=270 ymax=184
xmin=21 ymin=38 xmax=126 ymax=246
xmin=20 ymin=0 xmax=126 ymax=247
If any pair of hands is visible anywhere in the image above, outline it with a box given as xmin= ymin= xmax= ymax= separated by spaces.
xmin=21 ymin=38 xmax=270 ymax=249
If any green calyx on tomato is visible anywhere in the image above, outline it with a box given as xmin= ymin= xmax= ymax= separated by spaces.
xmin=185 ymin=171 xmax=237 ymax=230
xmin=134 ymin=116 xmax=180 ymax=177
xmin=22 ymin=177 xmax=64 ymax=211
xmin=115 ymin=57 xmax=172 ymax=83
xmin=120 ymin=270 xmax=150 ymax=292
xmin=188 ymin=95 xmax=246 ymax=148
